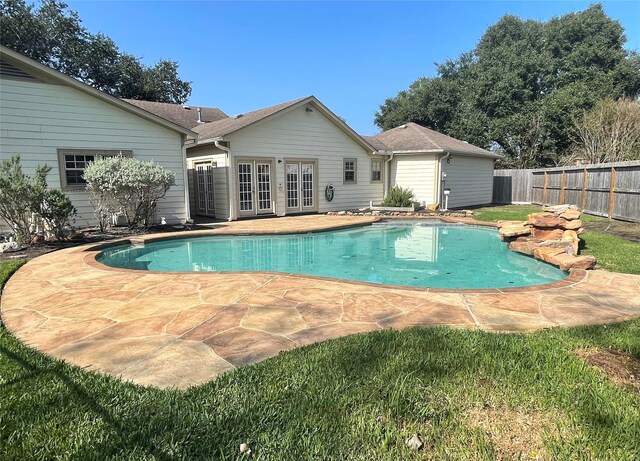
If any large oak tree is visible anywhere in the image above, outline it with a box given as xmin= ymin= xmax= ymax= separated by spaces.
xmin=375 ymin=5 xmax=640 ymax=167
xmin=0 ymin=0 xmax=191 ymax=104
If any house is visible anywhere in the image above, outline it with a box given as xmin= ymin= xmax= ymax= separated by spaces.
xmin=0 ymin=45 xmax=195 ymax=227
xmin=180 ymin=98 xmax=499 ymax=221
xmin=366 ymin=123 xmax=501 ymax=209
xmin=1 ymin=46 xmax=498 ymax=228
xmin=185 ymin=96 xmax=385 ymax=220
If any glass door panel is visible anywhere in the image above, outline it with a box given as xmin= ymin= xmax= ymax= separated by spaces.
xmin=237 ymin=162 xmax=254 ymax=213
xmin=256 ymin=162 xmax=272 ymax=213
xmin=286 ymin=163 xmax=299 ymax=210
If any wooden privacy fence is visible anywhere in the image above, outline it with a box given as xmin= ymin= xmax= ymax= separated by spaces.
xmin=493 ymin=160 xmax=640 ymax=222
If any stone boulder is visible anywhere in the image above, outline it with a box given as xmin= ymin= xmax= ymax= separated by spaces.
xmin=527 ymin=212 xmax=568 ymax=228
xmin=0 ymin=241 xmax=23 ymax=253
xmin=533 ymin=246 xmax=567 ymax=263
xmin=503 ymin=204 xmax=596 ymax=272
xmin=546 ymin=253 xmax=597 ymax=271
xmin=559 ymin=208 xmax=581 ymax=220
xmin=498 ymin=222 xmax=531 ymax=240
xmin=508 ymin=237 xmax=541 ymax=255
xmin=531 ymin=227 xmax=565 ymax=241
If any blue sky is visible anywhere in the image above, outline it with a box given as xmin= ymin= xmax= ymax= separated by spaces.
xmin=65 ymin=1 xmax=640 ymax=135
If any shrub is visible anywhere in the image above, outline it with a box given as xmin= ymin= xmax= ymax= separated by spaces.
xmin=381 ymin=186 xmax=415 ymax=207
xmin=31 ymin=189 xmax=77 ymax=240
xmin=83 ymin=156 xmax=176 ymax=228
xmin=0 ymin=154 xmax=75 ymax=243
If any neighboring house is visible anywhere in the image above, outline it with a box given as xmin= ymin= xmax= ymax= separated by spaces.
xmin=0 ymin=45 xmax=195 ymax=227
xmin=365 ymin=123 xmax=501 ymax=209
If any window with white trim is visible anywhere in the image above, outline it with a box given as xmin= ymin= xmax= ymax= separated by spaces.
xmin=58 ymin=149 xmax=132 ymax=189
xmin=343 ymin=158 xmax=356 ymax=183
xmin=371 ymin=160 xmax=382 ymax=182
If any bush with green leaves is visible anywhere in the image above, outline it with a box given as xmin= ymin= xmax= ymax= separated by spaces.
xmin=83 ymin=156 xmax=176 ymax=228
xmin=381 ymin=186 xmax=416 ymax=208
xmin=31 ymin=189 xmax=77 ymax=240
xmin=0 ymin=154 xmax=76 ymax=243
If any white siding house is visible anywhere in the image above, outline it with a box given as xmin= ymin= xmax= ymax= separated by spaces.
xmin=0 ymin=46 xmax=195 ymax=227
xmin=189 ymin=97 xmax=385 ymax=221
xmin=368 ymin=123 xmax=500 ymax=209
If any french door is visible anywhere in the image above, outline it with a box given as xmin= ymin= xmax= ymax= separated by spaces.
xmin=195 ymin=161 xmax=215 ymax=216
xmin=286 ymin=160 xmax=316 ymax=213
xmin=237 ymin=159 xmax=274 ymax=216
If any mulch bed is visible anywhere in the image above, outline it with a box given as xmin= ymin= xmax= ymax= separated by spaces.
xmin=0 ymin=223 xmax=211 ymax=263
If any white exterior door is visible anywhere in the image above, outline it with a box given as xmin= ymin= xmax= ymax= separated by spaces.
xmin=195 ymin=161 xmax=215 ymax=216
xmin=237 ymin=159 xmax=274 ymax=216
xmin=286 ymin=160 xmax=316 ymax=213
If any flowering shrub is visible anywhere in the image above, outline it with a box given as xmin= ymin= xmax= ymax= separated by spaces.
xmin=83 ymin=156 xmax=176 ymax=228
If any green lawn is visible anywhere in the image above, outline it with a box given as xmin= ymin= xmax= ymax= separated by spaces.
xmin=473 ymin=204 xmax=640 ymax=274
xmin=1 ymin=260 xmax=640 ymax=460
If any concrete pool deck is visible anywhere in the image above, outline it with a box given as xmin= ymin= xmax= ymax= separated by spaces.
xmin=2 ymin=215 xmax=639 ymax=389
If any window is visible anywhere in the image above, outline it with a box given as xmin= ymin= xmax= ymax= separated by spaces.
xmin=58 ymin=149 xmax=132 ymax=189
xmin=371 ymin=160 xmax=382 ymax=182
xmin=343 ymin=158 xmax=357 ymax=183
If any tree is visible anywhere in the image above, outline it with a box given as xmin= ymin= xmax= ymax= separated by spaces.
xmin=0 ymin=0 xmax=192 ymax=103
xmin=567 ymin=98 xmax=640 ymax=164
xmin=375 ymin=4 xmax=640 ymax=168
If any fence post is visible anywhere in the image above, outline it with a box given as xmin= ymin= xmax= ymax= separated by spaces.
xmin=560 ymin=170 xmax=567 ymax=204
xmin=580 ymin=169 xmax=588 ymax=210
xmin=608 ymin=166 xmax=617 ymax=219
xmin=542 ymin=172 xmax=548 ymax=204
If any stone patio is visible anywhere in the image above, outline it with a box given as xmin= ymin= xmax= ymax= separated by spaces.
xmin=2 ymin=215 xmax=639 ymax=389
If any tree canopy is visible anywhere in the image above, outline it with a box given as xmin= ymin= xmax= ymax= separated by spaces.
xmin=0 ymin=0 xmax=191 ymax=103
xmin=374 ymin=4 xmax=640 ymax=168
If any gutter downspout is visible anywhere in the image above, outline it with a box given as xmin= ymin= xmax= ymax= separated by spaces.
xmin=181 ymin=134 xmax=192 ymax=224
xmin=437 ymin=152 xmax=451 ymax=209
xmin=384 ymin=151 xmax=394 ymax=199
xmin=214 ymin=139 xmax=234 ymax=221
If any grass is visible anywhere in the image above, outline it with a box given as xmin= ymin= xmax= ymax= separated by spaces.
xmin=581 ymin=231 xmax=640 ymax=274
xmin=473 ymin=204 xmax=639 ymax=274
xmin=1 ymin=259 xmax=640 ymax=459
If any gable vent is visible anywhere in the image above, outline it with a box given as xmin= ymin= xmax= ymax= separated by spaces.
xmin=0 ymin=59 xmax=38 ymax=81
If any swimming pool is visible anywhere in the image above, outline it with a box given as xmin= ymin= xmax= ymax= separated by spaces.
xmin=97 ymin=223 xmax=567 ymax=289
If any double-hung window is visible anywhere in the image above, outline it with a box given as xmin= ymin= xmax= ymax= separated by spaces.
xmin=58 ymin=149 xmax=132 ymax=189
xmin=371 ymin=160 xmax=382 ymax=182
xmin=343 ymin=158 xmax=357 ymax=183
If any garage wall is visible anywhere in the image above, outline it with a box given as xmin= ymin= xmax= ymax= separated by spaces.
xmin=441 ymin=155 xmax=495 ymax=208
xmin=390 ymin=154 xmax=438 ymax=205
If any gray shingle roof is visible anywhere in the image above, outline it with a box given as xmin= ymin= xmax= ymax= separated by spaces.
xmin=369 ymin=122 xmax=499 ymax=157
xmin=193 ymin=96 xmax=309 ymax=140
xmin=122 ymin=99 xmax=228 ymax=129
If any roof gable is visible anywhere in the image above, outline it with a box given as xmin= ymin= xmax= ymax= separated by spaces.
xmin=0 ymin=46 xmax=195 ymax=137
xmin=193 ymin=96 xmax=377 ymax=152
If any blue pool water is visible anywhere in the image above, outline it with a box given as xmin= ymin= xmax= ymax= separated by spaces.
xmin=97 ymin=223 xmax=567 ymax=289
